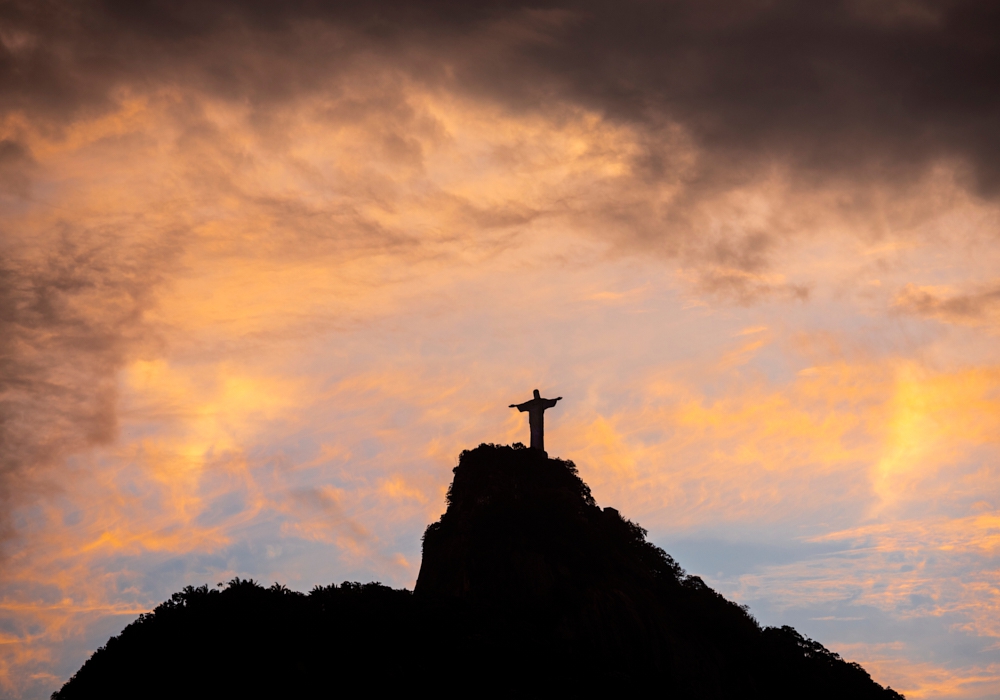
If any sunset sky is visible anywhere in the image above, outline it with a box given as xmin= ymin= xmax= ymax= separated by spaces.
xmin=2 ymin=1 xmax=1000 ymax=697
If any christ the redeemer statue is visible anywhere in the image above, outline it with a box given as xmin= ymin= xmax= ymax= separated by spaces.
xmin=510 ymin=389 xmax=562 ymax=452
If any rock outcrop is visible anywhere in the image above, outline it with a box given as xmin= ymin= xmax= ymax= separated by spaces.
xmin=415 ymin=443 xmax=902 ymax=697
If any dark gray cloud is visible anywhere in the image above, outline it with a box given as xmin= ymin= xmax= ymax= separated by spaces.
xmin=3 ymin=0 xmax=997 ymax=192
xmin=3 ymin=0 xmax=996 ymax=291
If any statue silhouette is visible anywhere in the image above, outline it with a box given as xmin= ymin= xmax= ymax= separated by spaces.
xmin=509 ymin=389 xmax=562 ymax=452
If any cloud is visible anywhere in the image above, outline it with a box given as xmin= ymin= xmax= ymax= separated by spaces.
xmin=893 ymin=281 xmax=1000 ymax=328
xmin=723 ymin=513 xmax=1000 ymax=698
xmin=0 ymin=230 xmax=172 ymax=554
xmin=686 ymin=265 xmax=811 ymax=305
xmin=281 ymin=486 xmax=370 ymax=546
xmin=0 ymin=138 xmax=34 ymax=196
xmin=1 ymin=1 xmax=998 ymax=263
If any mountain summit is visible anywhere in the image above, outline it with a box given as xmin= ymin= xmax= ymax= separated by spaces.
xmin=53 ymin=444 xmax=904 ymax=698
xmin=415 ymin=443 xmax=902 ymax=697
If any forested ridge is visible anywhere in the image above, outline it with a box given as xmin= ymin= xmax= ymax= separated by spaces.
xmin=54 ymin=444 xmax=904 ymax=699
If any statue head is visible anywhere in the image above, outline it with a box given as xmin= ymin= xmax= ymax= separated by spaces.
xmin=533 ymin=389 xmax=541 ymax=399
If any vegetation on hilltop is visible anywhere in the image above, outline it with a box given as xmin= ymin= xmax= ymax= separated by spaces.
xmin=54 ymin=444 xmax=903 ymax=699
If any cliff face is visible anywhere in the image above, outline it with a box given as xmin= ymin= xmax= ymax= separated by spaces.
xmin=413 ymin=444 xmax=687 ymax=688
xmin=415 ymin=445 xmax=683 ymax=666
xmin=415 ymin=444 xmax=903 ymax=698
xmin=53 ymin=443 xmax=904 ymax=699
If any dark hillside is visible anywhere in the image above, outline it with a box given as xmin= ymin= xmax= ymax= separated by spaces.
xmin=415 ymin=443 xmax=903 ymax=697
xmin=51 ymin=579 xmax=444 ymax=698
xmin=54 ymin=444 xmax=904 ymax=699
